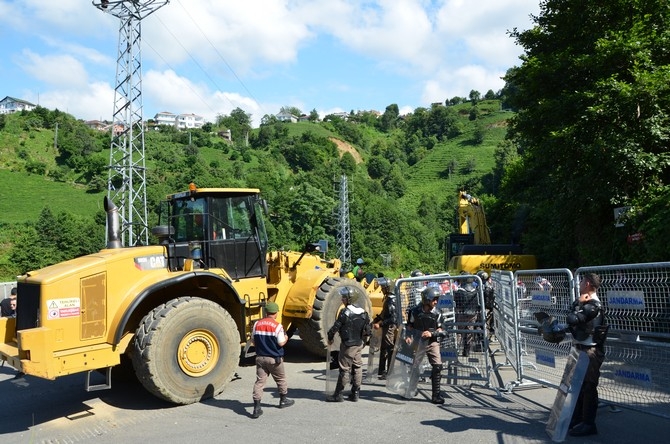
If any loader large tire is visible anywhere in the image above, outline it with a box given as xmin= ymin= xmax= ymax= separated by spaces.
xmin=298 ymin=277 xmax=371 ymax=358
xmin=132 ymin=297 xmax=239 ymax=404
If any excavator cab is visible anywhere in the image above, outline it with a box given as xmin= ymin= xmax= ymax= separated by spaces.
xmin=153 ymin=185 xmax=269 ymax=279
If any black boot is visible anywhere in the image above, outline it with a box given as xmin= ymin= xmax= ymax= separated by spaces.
xmin=251 ymin=400 xmax=263 ymax=419
xmin=326 ymin=382 xmax=344 ymax=402
xmin=279 ymin=394 xmax=295 ymax=408
xmin=378 ymin=349 xmax=388 ymax=377
xmin=348 ymin=386 xmax=360 ymax=402
xmin=431 ymin=365 xmax=445 ymax=405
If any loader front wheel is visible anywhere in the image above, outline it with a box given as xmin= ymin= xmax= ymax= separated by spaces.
xmin=298 ymin=277 xmax=371 ymax=357
xmin=132 ymin=297 xmax=239 ymax=404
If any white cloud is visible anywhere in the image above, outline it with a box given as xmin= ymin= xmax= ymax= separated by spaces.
xmin=422 ymin=65 xmax=506 ymax=104
xmin=38 ymin=81 xmax=114 ymax=121
xmin=1 ymin=0 xmax=541 ymax=125
xmin=17 ymin=50 xmax=89 ymax=88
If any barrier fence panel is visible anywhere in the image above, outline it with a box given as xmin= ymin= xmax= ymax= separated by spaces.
xmin=391 ymin=274 xmax=493 ymax=395
xmin=514 ymin=269 xmax=575 ymax=391
xmin=576 ymin=263 xmax=670 ymax=419
xmin=490 ymin=270 xmax=522 ymax=382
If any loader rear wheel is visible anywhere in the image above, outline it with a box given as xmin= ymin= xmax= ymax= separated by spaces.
xmin=298 ymin=277 xmax=371 ymax=358
xmin=132 ymin=297 xmax=239 ymax=404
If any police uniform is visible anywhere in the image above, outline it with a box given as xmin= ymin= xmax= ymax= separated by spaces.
xmin=407 ymin=287 xmax=445 ymax=404
xmin=327 ymin=296 xmax=371 ymax=402
xmin=375 ymin=287 xmax=397 ymax=378
xmin=454 ymin=281 xmax=480 ymax=357
xmin=567 ymin=294 xmax=608 ymax=436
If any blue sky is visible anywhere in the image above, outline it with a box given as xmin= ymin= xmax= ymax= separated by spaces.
xmin=0 ymin=0 xmax=540 ymax=127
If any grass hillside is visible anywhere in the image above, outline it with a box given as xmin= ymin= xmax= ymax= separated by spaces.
xmin=0 ymin=101 xmax=512 ymax=280
xmin=0 ymin=169 xmax=105 ymax=224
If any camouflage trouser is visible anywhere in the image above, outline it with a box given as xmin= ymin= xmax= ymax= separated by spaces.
xmin=253 ymin=356 xmax=288 ymax=401
xmin=425 ymin=340 xmax=442 ymax=366
xmin=378 ymin=325 xmax=397 ymax=374
xmin=337 ymin=343 xmax=364 ymax=389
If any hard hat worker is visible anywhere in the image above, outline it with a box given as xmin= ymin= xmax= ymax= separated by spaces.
xmin=326 ymin=287 xmax=371 ymax=402
xmin=250 ymin=301 xmax=295 ymax=418
xmin=352 ymin=258 xmax=365 ymax=282
xmin=406 ymin=286 xmax=446 ymax=404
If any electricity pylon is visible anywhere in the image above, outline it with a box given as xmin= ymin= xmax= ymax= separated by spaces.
xmin=335 ymin=175 xmax=352 ymax=269
xmin=93 ymin=1 xmax=169 ymax=246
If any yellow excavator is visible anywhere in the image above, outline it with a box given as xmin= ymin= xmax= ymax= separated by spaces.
xmin=446 ymin=191 xmax=537 ymax=273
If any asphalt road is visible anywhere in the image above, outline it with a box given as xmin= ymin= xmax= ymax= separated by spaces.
xmin=0 ymin=336 xmax=667 ymax=443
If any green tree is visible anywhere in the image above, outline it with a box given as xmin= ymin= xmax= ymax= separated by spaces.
xmin=503 ymin=0 xmax=670 ymax=267
xmin=378 ymin=103 xmax=399 ymax=133
xmin=9 ymin=207 xmax=103 ymax=274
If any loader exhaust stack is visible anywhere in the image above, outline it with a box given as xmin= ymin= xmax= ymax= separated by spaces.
xmin=104 ymin=196 xmax=122 ymax=249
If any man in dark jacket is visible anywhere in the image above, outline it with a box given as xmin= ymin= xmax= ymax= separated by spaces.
xmin=372 ymin=277 xmax=397 ymax=379
xmin=326 ymin=286 xmax=371 ymax=402
xmin=568 ymin=273 xmax=608 ymax=437
xmin=1 ymin=287 xmax=17 ymax=318
xmin=406 ymin=286 xmax=445 ymax=404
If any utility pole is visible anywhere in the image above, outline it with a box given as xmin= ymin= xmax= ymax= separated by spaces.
xmin=335 ymin=175 xmax=352 ymax=270
xmin=93 ymin=0 xmax=169 ymax=246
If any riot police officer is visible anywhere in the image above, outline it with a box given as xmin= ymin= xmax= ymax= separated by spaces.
xmin=568 ymin=273 xmax=608 ymax=437
xmin=454 ymin=274 xmax=480 ymax=357
xmin=406 ymin=286 xmax=445 ymax=404
xmin=372 ymin=277 xmax=397 ymax=379
xmin=326 ymin=286 xmax=371 ymax=402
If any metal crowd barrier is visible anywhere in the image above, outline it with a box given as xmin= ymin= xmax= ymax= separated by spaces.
xmin=490 ymin=263 xmax=670 ymax=419
xmin=514 ymin=269 xmax=575 ymax=391
xmin=576 ymin=263 xmax=670 ymax=419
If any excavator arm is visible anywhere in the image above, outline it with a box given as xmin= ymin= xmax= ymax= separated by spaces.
xmin=458 ymin=191 xmax=491 ymax=244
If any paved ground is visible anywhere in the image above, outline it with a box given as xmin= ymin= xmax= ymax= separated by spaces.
xmin=0 ymin=336 xmax=667 ymax=443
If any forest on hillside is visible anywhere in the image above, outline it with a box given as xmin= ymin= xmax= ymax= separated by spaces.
xmin=0 ymin=96 xmax=508 ymax=281
xmin=1 ymin=1 xmax=669 ymax=281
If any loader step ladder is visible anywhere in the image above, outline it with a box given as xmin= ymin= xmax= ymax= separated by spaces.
xmin=85 ymin=367 xmax=112 ymax=391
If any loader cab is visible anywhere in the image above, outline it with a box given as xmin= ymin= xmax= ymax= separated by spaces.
xmin=155 ymin=185 xmax=269 ymax=279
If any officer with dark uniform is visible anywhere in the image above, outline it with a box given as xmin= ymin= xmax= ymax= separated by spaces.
xmin=406 ymin=286 xmax=445 ymax=404
xmin=326 ymin=287 xmax=371 ymax=402
xmin=454 ymin=274 xmax=480 ymax=357
xmin=567 ymin=272 xmax=608 ymax=437
xmin=372 ymin=277 xmax=397 ymax=379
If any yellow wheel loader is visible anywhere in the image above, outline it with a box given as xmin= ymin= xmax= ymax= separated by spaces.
xmin=0 ymin=184 xmax=370 ymax=404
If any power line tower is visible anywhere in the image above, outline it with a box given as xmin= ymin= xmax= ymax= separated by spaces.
xmin=335 ymin=175 xmax=351 ymax=269
xmin=93 ymin=1 xmax=169 ymax=246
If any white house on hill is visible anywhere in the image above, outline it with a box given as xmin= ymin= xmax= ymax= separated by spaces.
xmin=0 ymin=96 xmax=37 ymax=114
xmin=153 ymin=111 xmax=205 ymax=129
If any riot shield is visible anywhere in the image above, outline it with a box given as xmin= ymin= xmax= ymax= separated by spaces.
xmin=365 ymin=326 xmax=383 ymax=382
xmin=385 ymin=326 xmax=427 ymax=399
xmin=545 ymin=349 xmax=590 ymax=442
xmin=325 ymin=342 xmax=340 ymax=395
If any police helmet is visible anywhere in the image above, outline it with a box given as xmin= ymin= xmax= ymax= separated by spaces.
xmin=377 ymin=277 xmax=392 ymax=293
xmin=459 ymin=272 xmax=476 ymax=292
xmin=536 ymin=312 xmax=566 ymax=343
xmin=339 ymin=286 xmax=359 ymax=305
xmin=410 ymin=269 xmax=424 ymax=277
xmin=421 ymin=286 xmax=441 ymax=304
xmin=476 ymin=270 xmax=490 ymax=282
